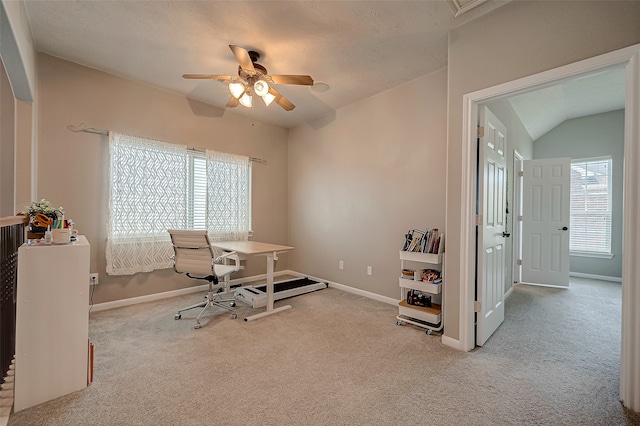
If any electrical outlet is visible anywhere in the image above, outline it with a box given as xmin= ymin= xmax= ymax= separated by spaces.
xmin=367 ymin=266 xmax=372 ymax=276
xmin=89 ymin=273 xmax=99 ymax=285
xmin=339 ymin=260 xmax=344 ymax=270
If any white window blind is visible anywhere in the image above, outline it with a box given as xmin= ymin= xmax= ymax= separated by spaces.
xmin=188 ymin=154 xmax=207 ymax=230
xmin=570 ymin=157 xmax=612 ymax=254
xmin=106 ymin=132 xmax=251 ymax=275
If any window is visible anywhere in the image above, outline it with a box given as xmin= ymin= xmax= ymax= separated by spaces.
xmin=570 ymin=157 xmax=612 ymax=255
xmin=106 ymin=132 xmax=251 ymax=275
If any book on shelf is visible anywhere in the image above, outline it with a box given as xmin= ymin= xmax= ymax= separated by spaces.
xmin=428 ymin=228 xmax=438 ymax=253
xmin=407 ymin=234 xmax=421 ymax=252
xmin=406 ymin=289 xmax=432 ymax=308
xmin=403 ymin=229 xmax=425 ymax=252
xmin=401 ymin=228 xmax=445 ymax=254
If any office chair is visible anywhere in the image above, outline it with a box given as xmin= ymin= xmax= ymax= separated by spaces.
xmin=168 ymin=229 xmax=241 ymax=329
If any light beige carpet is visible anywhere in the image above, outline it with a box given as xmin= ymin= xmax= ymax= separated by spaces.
xmin=9 ymin=278 xmax=640 ymax=425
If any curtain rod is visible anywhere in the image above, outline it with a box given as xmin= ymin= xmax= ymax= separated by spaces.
xmin=66 ymin=123 xmax=267 ymax=165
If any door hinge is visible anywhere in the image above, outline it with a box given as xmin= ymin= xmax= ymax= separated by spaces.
xmin=477 ymin=127 xmax=484 ymax=139
xmin=517 ymin=215 xmax=523 ymax=221
xmin=474 ymin=301 xmax=482 ymax=312
xmin=517 ymin=259 xmax=522 ymax=266
xmin=475 ymin=215 xmax=482 ymax=226
xmin=518 ymin=171 xmax=524 ymax=177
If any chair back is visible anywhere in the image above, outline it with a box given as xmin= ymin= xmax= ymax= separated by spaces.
xmin=168 ymin=230 xmax=215 ymax=276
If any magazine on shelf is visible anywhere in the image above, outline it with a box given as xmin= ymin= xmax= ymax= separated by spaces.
xmin=402 ymin=228 xmax=445 ymax=254
xmin=403 ymin=229 xmax=425 ymax=252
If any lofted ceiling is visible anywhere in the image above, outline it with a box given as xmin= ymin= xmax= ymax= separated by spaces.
xmin=505 ymin=66 xmax=626 ymax=141
xmin=22 ymin=0 xmax=508 ymax=128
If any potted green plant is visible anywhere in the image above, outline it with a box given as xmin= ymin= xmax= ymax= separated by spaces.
xmin=22 ymin=199 xmax=64 ymax=235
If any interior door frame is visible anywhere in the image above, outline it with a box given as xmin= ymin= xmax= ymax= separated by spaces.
xmin=512 ymin=150 xmax=523 ymax=285
xmin=456 ymin=44 xmax=640 ymax=409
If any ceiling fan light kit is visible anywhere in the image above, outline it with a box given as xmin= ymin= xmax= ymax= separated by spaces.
xmin=239 ymin=91 xmax=253 ymax=108
xmin=262 ymin=92 xmax=276 ymax=106
xmin=253 ymin=80 xmax=269 ymax=97
xmin=228 ymin=81 xmax=246 ymax=99
xmin=183 ymin=44 xmax=314 ymax=111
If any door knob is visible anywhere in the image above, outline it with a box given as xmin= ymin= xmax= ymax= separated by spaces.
xmin=558 ymin=226 xmax=568 ymax=231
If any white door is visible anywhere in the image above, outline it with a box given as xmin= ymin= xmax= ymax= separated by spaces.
xmin=476 ymin=106 xmax=507 ymax=347
xmin=521 ymin=158 xmax=571 ymax=287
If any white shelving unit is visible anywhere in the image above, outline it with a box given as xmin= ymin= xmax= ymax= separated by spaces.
xmin=396 ymin=250 xmax=444 ymax=335
xmin=14 ymin=236 xmax=90 ymax=412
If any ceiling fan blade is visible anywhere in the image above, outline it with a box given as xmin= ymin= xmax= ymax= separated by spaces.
xmin=229 ymin=45 xmax=255 ymax=74
xmin=182 ymin=74 xmax=233 ymax=81
xmin=227 ymin=97 xmax=240 ymax=108
xmin=268 ymin=87 xmax=295 ymax=111
xmin=268 ymin=75 xmax=314 ymax=86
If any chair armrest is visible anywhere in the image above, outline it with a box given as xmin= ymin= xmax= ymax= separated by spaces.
xmin=215 ymin=251 xmax=240 ymax=272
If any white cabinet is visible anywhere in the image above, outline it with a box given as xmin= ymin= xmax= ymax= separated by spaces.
xmin=15 ymin=236 xmax=90 ymax=412
xmin=396 ymin=250 xmax=444 ymax=335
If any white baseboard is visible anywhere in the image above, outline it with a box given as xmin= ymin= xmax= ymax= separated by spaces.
xmin=298 ymin=272 xmax=398 ymax=306
xmin=90 ymin=270 xmax=297 ymax=312
xmin=441 ymin=334 xmax=462 ymax=350
xmin=91 ymin=269 xmax=398 ymax=313
xmin=518 ymin=282 xmax=570 ymax=289
xmin=570 ymin=272 xmax=622 ymax=283
xmin=504 ymin=286 xmax=514 ymax=299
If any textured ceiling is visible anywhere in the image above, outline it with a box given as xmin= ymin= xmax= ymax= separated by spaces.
xmin=24 ymin=0 xmax=619 ymax=135
xmin=23 ymin=0 xmax=507 ymax=128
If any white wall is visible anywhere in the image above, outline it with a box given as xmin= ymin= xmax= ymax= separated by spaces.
xmin=1 ymin=59 xmax=15 ymax=216
xmin=0 ymin=0 xmax=36 ymax=216
xmin=37 ymin=54 xmax=291 ymax=304
xmin=0 ymin=0 xmax=36 ymax=102
xmin=534 ymin=110 xmax=624 ymax=279
xmin=446 ymin=0 xmax=640 ymax=341
xmin=288 ymin=68 xmax=447 ymax=299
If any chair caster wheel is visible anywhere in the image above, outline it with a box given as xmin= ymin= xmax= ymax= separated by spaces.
xmin=426 ymin=329 xmax=433 ymax=335
xmin=396 ymin=320 xmax=404 ymax=326
xmin=194 ymin=323 xmax=201 ymax=329
xmin=231 ymin=313 xmax=238 ymax=320
xmin=230 ymin=302 xmax=236 ymax=307
xmin=174 ymin=314 xmax=181 ymax=320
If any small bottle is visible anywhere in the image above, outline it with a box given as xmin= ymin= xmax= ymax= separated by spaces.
xmin=44 ymin=225 xmax=52 ymax=244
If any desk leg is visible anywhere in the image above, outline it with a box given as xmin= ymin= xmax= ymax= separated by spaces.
xmin=244 ymin=252 xmax=292 ymax=321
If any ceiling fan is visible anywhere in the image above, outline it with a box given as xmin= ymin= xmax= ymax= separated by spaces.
xmin=182 ymin=45 xmax=314 ymax=111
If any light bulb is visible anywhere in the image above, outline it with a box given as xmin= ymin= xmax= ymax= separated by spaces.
xmin=239 ymin=92 xmax=252 ymax=108
xmin=253 ymin=80 xmax=269 ymax=97
xmin=262 ymin=92 xmax=276 ymax=106
xmin=229 ymin=81 xmax=245 ymax=99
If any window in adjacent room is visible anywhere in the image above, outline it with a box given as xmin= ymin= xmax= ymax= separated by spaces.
xmin=106 ymin=132 xmax=251 ymax=275
xmin=569 ymin=156 xmax=612 ymax=256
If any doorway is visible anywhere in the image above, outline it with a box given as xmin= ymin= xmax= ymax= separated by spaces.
xmin=456 ymin=44 xmax=640 ymax=409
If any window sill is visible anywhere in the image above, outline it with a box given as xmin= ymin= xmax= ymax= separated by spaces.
xmin=570 ymin=251 xmax=614 ymax=259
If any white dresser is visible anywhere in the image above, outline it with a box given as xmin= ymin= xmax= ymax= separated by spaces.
xmin=14 ymin=236 xmax=90 ymax=412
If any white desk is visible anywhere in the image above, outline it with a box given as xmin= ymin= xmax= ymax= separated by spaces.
xmin=211 ymin=240 xmax=294 ymax=321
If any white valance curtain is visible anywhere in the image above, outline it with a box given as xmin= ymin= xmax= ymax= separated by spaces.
xmin=106 ymin=132 xmax=251 ymax=276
